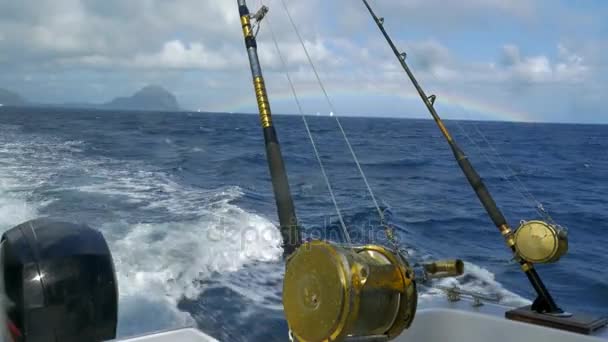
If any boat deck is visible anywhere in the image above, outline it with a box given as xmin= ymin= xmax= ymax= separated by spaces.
xmin=399 ymin=295 xmax=608 ymax=342
xmin=116 ymin=295 xmax=608 ymax=342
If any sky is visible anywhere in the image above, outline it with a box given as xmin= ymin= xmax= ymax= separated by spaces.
xmin=0 ymin=0 xmax=607 ymax=123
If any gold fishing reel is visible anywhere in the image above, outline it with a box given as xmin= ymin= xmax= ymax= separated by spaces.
xmin=283 ymin=240 xmax=417 ymax=341
xmin=513 ymin=220 xmax=568 ymax=264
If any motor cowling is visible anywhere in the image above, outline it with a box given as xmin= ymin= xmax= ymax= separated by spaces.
xmin=1 ymin=219 xmax=118 ymax=342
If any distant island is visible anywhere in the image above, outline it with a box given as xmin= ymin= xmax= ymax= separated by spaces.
xmin=104 ymin=85 xmax=180 ymax=111
xmin=0 ymin=88 xmax=27 ymax=106
xmin=0 ymin=85 xmax=181 ymax=112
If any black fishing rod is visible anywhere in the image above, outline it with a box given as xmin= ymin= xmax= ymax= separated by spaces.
xmin=237 ymin=0 xmax=301 ymax=255
xmin=361 ymin=0 xmax=562 ymax=314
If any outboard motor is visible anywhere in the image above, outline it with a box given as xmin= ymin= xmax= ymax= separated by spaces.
xmin=1 ymin=219 xmax=118 ymax=342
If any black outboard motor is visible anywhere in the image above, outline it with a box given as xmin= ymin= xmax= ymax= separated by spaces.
xmin=1 ymin=219 xmax=118 ymax=342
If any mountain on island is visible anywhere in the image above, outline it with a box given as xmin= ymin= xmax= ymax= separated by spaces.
xmin=0 ymin=88 xmax=27 ymax=106
xmin=104 ymin=85 xmax=180 ymax=111
xmin=0 ymin=85 xmax=181 ymax=112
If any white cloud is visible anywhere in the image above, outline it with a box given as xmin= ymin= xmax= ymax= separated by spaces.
xmin=343 ymin=0 xmax=537 ymax=34
xmin=0 ymin=0 xmax=243 ymax=64
xmin=500 ymin=44 xmax=588 ymax=84
xmin=555 ymin=44 xmax=588 ymax=82
xmin=133 ymin=40 xmax=240 ymax=70
xmin=258 ymin=37 xmax=343 ymax=70
xmin=405 ymin=40 xmax=453 ymax=72
xmin=0 ymin=0 xmax=604 ymax=122
xmin=366 ymin=40 xmax=590 ymax=86
xmin=386 ymin=0 xmax=534 ymax=17
xmin=501 ymin=45 xmax=521 ymax=66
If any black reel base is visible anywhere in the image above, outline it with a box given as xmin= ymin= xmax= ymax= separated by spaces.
xmin=506 ymin=306 xmax=608 ymax=335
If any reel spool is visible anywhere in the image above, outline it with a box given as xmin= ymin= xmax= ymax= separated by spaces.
xmin=513 ymin=220 xmax=568 ymax=264
xmin=282 ymin=240 xmax=417 ymax=342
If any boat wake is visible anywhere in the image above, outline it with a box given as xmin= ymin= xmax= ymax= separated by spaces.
xmin=421 ymin=262 xmax=532 ymax=307
xmin=0 ymin=122 xmax=530 ymax=338
xmin=0 ymin=124 xmax=283 ymax=337
xmin=110 ymin=201 xmax=283 ymax=336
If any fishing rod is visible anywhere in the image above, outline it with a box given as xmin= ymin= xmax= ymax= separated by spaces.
xmin=361 ymin=0 xmax=564 ymax=314
xmin=237 ymin=0 xmax=301 ymax=255
xmin=234 ymin=2 xmax=470 ymax=341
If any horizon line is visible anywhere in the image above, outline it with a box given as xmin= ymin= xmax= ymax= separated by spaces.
xmin=2 ymin=104 xmax=606 ymax=125
xmin=210 ymin=110 xmax=608 ymax=126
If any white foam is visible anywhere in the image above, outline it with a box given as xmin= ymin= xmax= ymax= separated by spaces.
xmin=0 ymin=155 xmax=40 ymax=232
xmin=0 ymin=126 xmax=284 ymax=337
xmin=0 ymin=193 xmax=38 ymax=232
xmin=422 ymin=261 xmax=532 ymax=307
xmin=0 ymin=129 xmax=88 ymax=231
xmin=110 ymin=205 xmax=282 ymax=297
xmin=84 ymin=172 xmax=283 ymax=336
xmin=0 ymin=180 xmax=39 ymax=230
xmin=108 ymin=204 xmax=282 ymax=335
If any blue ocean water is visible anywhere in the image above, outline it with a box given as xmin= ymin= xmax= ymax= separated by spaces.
xmin=0 ymin=107 xmax=606 ymax=340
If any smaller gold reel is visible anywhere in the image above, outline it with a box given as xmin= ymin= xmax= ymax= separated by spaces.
xmin=513 ymin=220 xmax=568 ymax=264
xmin=283 ymin=240 xmax=417 ymax=342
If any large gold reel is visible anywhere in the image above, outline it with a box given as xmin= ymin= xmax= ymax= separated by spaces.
xmin=283 ymin=240 xmax=417 ymax=342
xmin=513 ymin=220 xmax=568 ymax=264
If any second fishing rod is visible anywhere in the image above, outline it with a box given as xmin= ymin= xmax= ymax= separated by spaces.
xmin=361 ymin=0 xmax=563 ymax=314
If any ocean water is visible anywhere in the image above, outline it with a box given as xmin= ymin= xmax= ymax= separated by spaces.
xmin=0 ymin=106 xmax=606 ymax=340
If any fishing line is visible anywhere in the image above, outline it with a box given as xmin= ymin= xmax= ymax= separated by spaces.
xmin=466 ymin=119 xmax=557 ymax=224
xmin=277 ymin=0 xmax=393 ymax=240
xmin=420 ymin=63 xmax=556 ymax=224
xmin=262 ymin=2 xmax=352 ymax=244
xmin=355 ymin=0 xmax=557 ymax=225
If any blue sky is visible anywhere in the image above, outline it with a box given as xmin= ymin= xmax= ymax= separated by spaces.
xmin=0 ymin=0 xmax=606 ymax=123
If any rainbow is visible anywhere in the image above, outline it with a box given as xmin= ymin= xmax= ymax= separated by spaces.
xmin=208 ymin=80 xmax=532 ymax=123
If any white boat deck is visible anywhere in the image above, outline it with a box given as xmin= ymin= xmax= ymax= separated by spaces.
xmin=399 ymin=296 xmax=608 ymax=342
xmin=116 ymin=295 xmax=607 ymax=342
xmin=115 ymin=328 xmax=218 ymax=342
